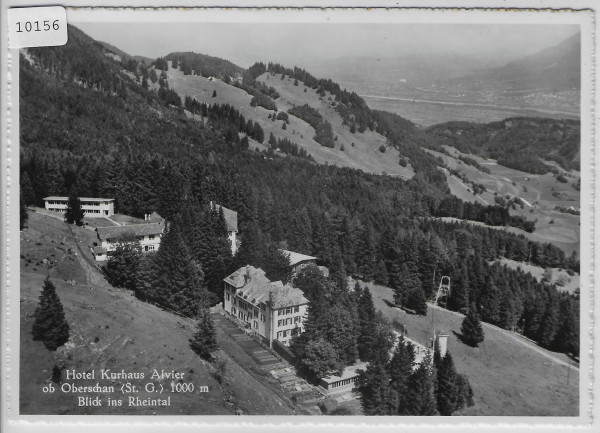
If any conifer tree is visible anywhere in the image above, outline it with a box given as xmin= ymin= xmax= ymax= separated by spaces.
xmin=390 ymin=337 xmax=416 ymax=415
xmin=32 ymin=278 xmax=70 ymax=351
xmin=64 ymin=194 xmax=84 ymax=226
xmin=189 ymin=307 xmax=218 ymax=360
xmin=103 ymin=239 xmax=142 ymax=290
xmin=152 ymin=223 xmax=207 ymax=317
xmin=301 ymin=338 xmax=341 ymax=381
xmin=358 ymin=326 xmax=397 ymax=415
xmin=460 ymin=304 xmax=485 ymax=347
xmin=262 ymin=243 xmax=292 ymax=284
xmin=357 ymin=287 xmax=377 ymax=362
xmin=374 ymin=259 xmax=389 ymax=286
xmin=406 ymin=353 xmax=438 ymax=415
xmin=435 ymin=352 xmax=459 ymax=415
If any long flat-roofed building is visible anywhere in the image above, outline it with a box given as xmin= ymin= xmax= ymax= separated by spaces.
xmin=223 ymin=265 xmax=309 ymax=347
xmin=44 ymin=196 xmax=115 ymax=217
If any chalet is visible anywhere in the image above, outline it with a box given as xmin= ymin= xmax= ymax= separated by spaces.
xmin=92 ymin=214 xmax=165 ymax=261
xmin=44 ymin=196 xmax=115 ymax=217
xmin=210 ymin=202 xmax=238 ymax=255
xmin=223 ymin=265 xmax=309 ymax=347
xmin=280 ymin=249 xmax=317 ymax=275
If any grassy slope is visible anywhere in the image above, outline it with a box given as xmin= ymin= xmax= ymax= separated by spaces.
xmin=493 ymin=258 xmax=579 ymax=295
xmin=358 ymin=279 xmax=579 ymax=416
xmin=20 ymin=211 xmax=295 ymax=415
xmin=425 ymin=146 xmax=580 ymax=256
xmin=165 ymin=64 xmax=414 ymax=178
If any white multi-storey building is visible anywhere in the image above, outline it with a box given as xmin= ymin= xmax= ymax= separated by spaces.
xmin=44 ymin=196 xmax=115 ymax=217
xmin=223 ymin=265 xmax=309 ymax=347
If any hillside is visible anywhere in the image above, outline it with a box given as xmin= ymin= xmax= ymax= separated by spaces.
xmin=426 ymin=117 xmax=580 ymax=174
xmin=363 ymin=280 xmax=578 ymax=416
xmin=424 ymin=145 xmax=580 ymax=255
xmin=165 ymin=65 xmax=415 ymax=178
xmin=20 ymin=212 xmax=296 ymax=415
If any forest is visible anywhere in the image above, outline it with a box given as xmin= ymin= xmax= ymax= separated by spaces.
xmin=426 ymin=118 xmax=580 ymax=174
xmin=20 ymin=26 xmax=580 ymax=408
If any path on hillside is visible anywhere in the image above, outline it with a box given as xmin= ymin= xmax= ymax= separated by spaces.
xmin=428 ymin=302 xmax=578 ymax=370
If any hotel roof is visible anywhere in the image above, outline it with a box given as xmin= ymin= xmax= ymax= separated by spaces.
xmin=97 ymin=222 xmax=164 ymax=240
xmin=224 ymin=265 xmax=309 ymax=309
xmin=44 ymin=196 xmax=115 ymax=202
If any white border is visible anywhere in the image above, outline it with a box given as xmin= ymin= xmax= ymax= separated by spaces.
xmin=1 ymin=2 xmax=597 ymax=432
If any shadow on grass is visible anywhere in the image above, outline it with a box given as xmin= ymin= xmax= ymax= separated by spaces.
xmin=453 ymin=330 xmax=479 ymax=348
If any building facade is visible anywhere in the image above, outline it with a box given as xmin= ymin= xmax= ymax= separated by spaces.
xmin=223 ymin=265 xmax=309 ymax=347
xmin=92 ymin=217 xmax=165 ymax=261
xmin=44 ymin=196 xmax=115 ymax=217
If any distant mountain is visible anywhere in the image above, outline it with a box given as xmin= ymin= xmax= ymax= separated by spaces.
xmin=445 ymin=33 xmax=580 ymax=92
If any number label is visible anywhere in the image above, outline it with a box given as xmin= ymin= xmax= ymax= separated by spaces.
xmin=8 ymin=7 xmax=67 ymax=49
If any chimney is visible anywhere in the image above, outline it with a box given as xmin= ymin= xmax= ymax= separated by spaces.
xmin=243 ymin=267 xmax=251 ymax=284
xmin=437 ymin=332 xmax=449 ymax=358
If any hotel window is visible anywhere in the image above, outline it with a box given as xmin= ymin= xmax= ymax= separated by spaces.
xmin=226 ymin=294 xmax=230 ymax=301
xmin=282 ymin=331 xmax=287 ymax=338
xmin=286 ymin=307 xmax=291 ymax=315
xmin=278 ymin=320 xmax=282 ymax=327
xmin=278 ymin=310 xmax=283 ymax=316
xmin=260 ymin=314 xmax=265 ymax=322
xmin=149 ymin=234 xmax=155 ymax=240
xmin=254 ymin=310 xmax=258 ymax=317
xmin=294 ymin=306 xmax=299 ymax=313
xmin=254 ymin=321 xmax=258 ymax=329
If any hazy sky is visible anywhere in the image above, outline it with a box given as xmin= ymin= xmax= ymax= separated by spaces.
xmin=75 ymin=22 xmax=579 ymax=70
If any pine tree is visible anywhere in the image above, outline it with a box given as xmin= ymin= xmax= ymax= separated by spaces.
xmin=406 ymin=353 xmax=438 ymax=415
xmin=64 ymin=194 xmax=84 ymax=226
xmin=103 ymin=239 xmax=142 ymax=290
xmin=32 ymin=278 xmax=70 ymax=351
xmin=390 ymin=336 xmax=416 ymax=415
xmin=359 ymin=326 xmax=397 ymax=415
xmin=460 ymin=305 xmax=485 ymax=347
xmin=357 ymin=287 xmax=378 ymax=362
xmin=262 ymin=243 xmax=292 ymax=284
xmin=435 ymin=352 xmax=460 ymax=415
xmin=189 ymin=308 xmax=218 ymax=360
xmin=153 ymin=223 xmax=207 ymax=317
xmin=301 ymin=337 xmax=341 ymax=381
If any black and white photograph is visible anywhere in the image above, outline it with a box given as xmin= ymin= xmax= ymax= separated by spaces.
xmin=1 ymin=3 xmax=597 ymax=432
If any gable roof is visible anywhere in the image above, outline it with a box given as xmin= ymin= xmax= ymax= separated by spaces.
xmin=97 ymin=222 xmax=164 ymax=240
xmin=211 ymin=202 xmax=238 ymax=233
xmin=224 ymin=265 xmax=308 ymax=308
xmin=280 ymin=249 xmax=317 ymax=266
